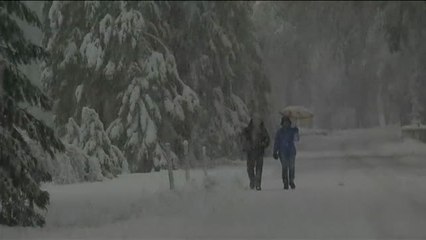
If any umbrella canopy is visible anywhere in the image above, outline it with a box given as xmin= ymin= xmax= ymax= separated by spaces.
xmin=279 ymin=105 xmax=314 ymax=119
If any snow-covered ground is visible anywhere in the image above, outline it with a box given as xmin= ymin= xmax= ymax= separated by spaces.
xmin=1 ymin=127 xmax=426 ymax=239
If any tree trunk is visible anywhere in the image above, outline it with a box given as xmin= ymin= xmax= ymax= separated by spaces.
xmin=0 ymin=60 xmax=5 ymax=97
xmin=377 ymin=84 xmax=387 ymax=127
xmin=410 ymin=84 xmax=421 ymax=125
xmin=409 ymin=68 xmax=421 ymax=125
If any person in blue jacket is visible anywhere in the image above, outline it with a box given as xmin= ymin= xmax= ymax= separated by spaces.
xmin=273 ymin=116 xmax=299 ymax=190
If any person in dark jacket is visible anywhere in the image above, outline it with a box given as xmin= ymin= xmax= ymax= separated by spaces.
xmin=273 ymin=116 xmax=299 ymax=190
xmin=242 ymin=117 xmax=270 ymax=191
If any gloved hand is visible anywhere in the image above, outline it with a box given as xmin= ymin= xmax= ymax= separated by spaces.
xmin=273 ymin=152 xmax=279 ymax=160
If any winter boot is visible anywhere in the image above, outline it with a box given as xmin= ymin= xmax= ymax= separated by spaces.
xmin=284 ymin=182 xmax=289 ymax=190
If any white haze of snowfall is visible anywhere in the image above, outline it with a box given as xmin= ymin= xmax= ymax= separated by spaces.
xmin=4 ymin=2 xmax=426 ymax=238
xmin=1 ymin=127 xmax=426 ymax=239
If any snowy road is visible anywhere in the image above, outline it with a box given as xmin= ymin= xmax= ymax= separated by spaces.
xmin=1 ymin=128 xmax=426 ymax=239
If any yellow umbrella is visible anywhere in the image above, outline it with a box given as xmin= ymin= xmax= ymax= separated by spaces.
xmin=279 ymin=105 xmax=314 ymax=120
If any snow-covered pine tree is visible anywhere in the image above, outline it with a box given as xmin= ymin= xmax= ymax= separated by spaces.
xmin=42 ymin=1 xmax=199 ymax=172
xmin=61 ymin=107 xmax=130 ymax=182
xmin=80 ymin=107 xmax=128 ymax=177
xmin=43 ymin=1 xmax=270 ymax=170
xmin=0 ymin=1 xmax=64 ymax=227
xmin=156 ymin=1 xmax=270 ymax=159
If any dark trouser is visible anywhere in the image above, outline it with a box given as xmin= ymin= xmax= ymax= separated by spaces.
xmin=280 ymin=153 xmax=296 ymax=185
xmin=247 ymin=149 xmax=264 ymax=188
